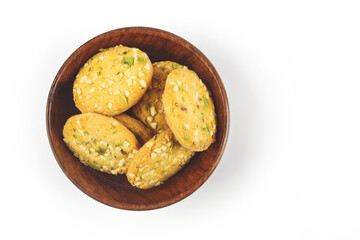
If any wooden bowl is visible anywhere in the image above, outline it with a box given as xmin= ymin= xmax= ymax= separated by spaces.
xmin=46 ymin=27 xmax=229 ymax=210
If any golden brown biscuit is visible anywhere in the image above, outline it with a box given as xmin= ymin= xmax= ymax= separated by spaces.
xmin=127 ymin=129 xmax=194 ymax=189
xmin=131 ymin=61 xmax=185 ymax=132
xmin=113 ymin=113 xmax=154 ymax=145
xmin=162 ymin=68 xmax=216 ymax=151
xmin=73 ymin=45 xmax=153 ymax=116
xmin=63 ymin=113 xmax=140 ymax=174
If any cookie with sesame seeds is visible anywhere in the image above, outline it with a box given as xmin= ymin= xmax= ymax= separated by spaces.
xmin=113 ymin=113 xmax=154 ymax=145
xmin=127 ymin=129 xmax=195 ymax=189
xmin=162 ymin=68 xmax=216 ymax=151
xmin=63 ymin=113 xmax=140 ymax=175
xmin=131 ymin=61 xmax=185 ymax=132
xmin=73 ymin=45 xmax=153 ymax=116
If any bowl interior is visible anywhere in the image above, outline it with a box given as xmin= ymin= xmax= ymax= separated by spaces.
xmin=47 ymin=27 xmax=229 ymax=210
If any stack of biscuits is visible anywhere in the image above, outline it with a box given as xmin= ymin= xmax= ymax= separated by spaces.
xmin=63 ymin=45 xmax=216 ymax=189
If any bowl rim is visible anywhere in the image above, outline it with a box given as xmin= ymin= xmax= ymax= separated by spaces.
xmin=46 ymin=26 xmax=230 ymax=210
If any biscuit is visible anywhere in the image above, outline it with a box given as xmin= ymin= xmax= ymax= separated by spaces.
xmin=162 ymin=68 xmax=216 ymax=151
xmin=63 ymin=113 xmax=140 ymax=174
xmin=127 ymin=129 xmax=194 ymax=189
xmin=131 ymin=61 xmax=185 ymax=132
xmin=113 ymin=113 xmax=154 ymax=145
xmin=73 ymin=45 xmax=153 ymax=116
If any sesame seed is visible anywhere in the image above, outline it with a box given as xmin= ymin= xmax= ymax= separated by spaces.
xmin=85 ymin=79 xmax=91 ymax=84
xmin=169 ymin=81 xmax=175 ymax=85
xmin=173 ymin=85 xmax=179 ymax=91
xmin=90 ymin=87 xmax=95 ymax=92
xmin=177 ymin=80 xmax=182 ymax=85
xmin=101 ymin=83 xmax=106 ymax=88
xmin=128 ymin=153 xmax=134 ymax=159
xmin=139 ymin=71 xmax=145 ymax=77
xmin=78 ymin=96 xmax=82 ymax=99
xmin=114 ymin=89 xmax=120 ymax=95
xmin=108 ymin=80 xmax=114 ymax=85
xmin=108 ymin=102 xmax=112 ymax=108
xmin=194 ymin=129 xmax=199 ymax=135
xmin=77 ymin=88 xmax=81 ymax=95
xmin=144 ymin=64 xmax=150 ymax=70
xmin=128 ymin=172 xmax=135 ymax=178
xmin=165 ymin=135 xmax=170 ymax=141
xmin=124 ymin=90 xmax=130 ymax=97
xmin=133 ymin=80 xmax=136 ymax=85
xmin=139 ymin=80 xmax=147 ymax=88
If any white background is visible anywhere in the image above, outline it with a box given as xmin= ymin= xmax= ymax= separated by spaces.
xmin=2 ymin=0 xmax=360 ymax=239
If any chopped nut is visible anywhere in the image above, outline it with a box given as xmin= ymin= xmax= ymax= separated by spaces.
xmin=125 ymin=69 xmax=131 ymax=76
xmin=177 ymin=80 xmax=182 ymax=85
xmin=114 ymin=89 xmax=120 ymax=95
xmin=150 ymin=122 xmax=157 ymax=129
xmin=124 ymin=90 xmax=130 ymax=97
xmin=139 ymin=71 xmax=145 ymax=77
xmin=169 ymin=81 xmax=175 ymax=85
xmin=123 ymin=140 xmax=130 ymax=147
xmin=108 ymin=80 xmax=114 ymax=85
xmin=161 ymin=146 xmax=167 ymax=151
xmin=108 ymin=102 xmax=112 ymax=108
xmin=150 ymin=106 xmax=156 ymax=116
xmin=147 ymin=141 xmax=154 ymax=148
xmin=173 ymin=85 xmax=179 ymax=91
xmin=153 ymin=148 xmax=162 ymax=153
xmin=126 ymin=79 xmax=132 ymax=85
xmin=139 ymin=80 xmax=147 ymax=88
xmin=101 ymin=83 xmax=106 ymax=88
xmin=142 ymin=170 xmax=154 ymax=179
xmin=147 ymin=116 xmax=153 ymax=122
xmin=151 ymin=153 xmax=157 ymax=158
xmin=77 ymin=88 xmax=81 ymax=95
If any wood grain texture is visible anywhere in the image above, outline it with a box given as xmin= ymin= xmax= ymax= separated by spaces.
xmin=46 ymin=27 xmax=229 ymax=210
